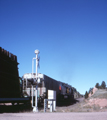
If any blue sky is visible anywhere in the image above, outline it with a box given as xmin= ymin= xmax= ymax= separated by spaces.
xmin=0 ymin=0 xmax=107 ymax=94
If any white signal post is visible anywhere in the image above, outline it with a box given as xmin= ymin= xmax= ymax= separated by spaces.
xmin=32 ymin=49 xmax=40 ymax=112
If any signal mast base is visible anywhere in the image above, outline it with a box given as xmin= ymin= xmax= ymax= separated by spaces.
xmin=33 ymin=107 xmax=38 ymax=112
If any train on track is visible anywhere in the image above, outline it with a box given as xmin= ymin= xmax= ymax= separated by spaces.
xmin=0 ymin=47 xmax=80 ymax=107
xmin=23 ymin=73 xmax=74 ymax=105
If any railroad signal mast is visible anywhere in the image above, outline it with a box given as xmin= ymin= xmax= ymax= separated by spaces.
xmin=32 ymin=49 xmax=40 ymax=112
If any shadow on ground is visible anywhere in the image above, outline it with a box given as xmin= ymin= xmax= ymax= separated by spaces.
xmin=57 ymin=99 xmax=79 ymax=107
xmin=0 ymin=99 xmax=80 ymax=113
xmin=0 ymin=103 xmax=32 ymax=113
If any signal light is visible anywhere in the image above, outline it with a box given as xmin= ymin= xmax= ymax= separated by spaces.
xmin=59 ymin=86 xmax=61 ymax=90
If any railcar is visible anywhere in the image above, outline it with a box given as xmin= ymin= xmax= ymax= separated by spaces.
xmin=0 ymin=47 xmax=30 ymax=105
xmin=23 ymin=73 xmax=74 ymax=105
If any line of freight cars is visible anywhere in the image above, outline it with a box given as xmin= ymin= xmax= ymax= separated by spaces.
xmin=0 ymin=46 xmax=75 ymax=106
xmin=23 ymin=73 xmax=74 ymax=105
xmin=0 ymin=47 xmax=30 ymax=105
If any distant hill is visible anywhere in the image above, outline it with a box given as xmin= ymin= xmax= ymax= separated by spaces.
xmin=69 ymin=88 xmax=107 ymax=112
xmin=89 ymin=89 xmax=107 ymax=99
xmin=83 ymin=88 xmax=107 ymax=112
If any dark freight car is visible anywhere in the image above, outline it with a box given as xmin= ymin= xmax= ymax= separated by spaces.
xmin=0 ymin=47 xmax=21 ymax=98
xmin=0 ymin=47 xmax=30 ymax=105
xmin=23 ymin=73 xmax=74 ymax=105
xmin=43 ymin=75 xmax=74 ymax=104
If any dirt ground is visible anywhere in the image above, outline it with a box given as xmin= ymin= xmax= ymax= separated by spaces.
xmin=55 ymin=97 xmax=107 ymax=112
xmin=1 ymin=97 xmax=107 ymax=113
xmin=0 ymin=97 xmax=107 ymax=120
xmin=0 ymin=112 xmax=107 ymax=120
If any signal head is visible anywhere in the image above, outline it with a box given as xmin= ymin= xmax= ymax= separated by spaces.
xmin=35 ymin=50 xmax=39 ymax=54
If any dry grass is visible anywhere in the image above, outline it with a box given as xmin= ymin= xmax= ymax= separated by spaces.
xmin=55 ymin=89 xmax=107 ymax=112
xmin=88 ymin=89 xmax=107 ymax=99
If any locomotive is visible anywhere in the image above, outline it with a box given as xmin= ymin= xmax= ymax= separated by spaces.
xmin=22 ymin=73 xmax=74 ymax=105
